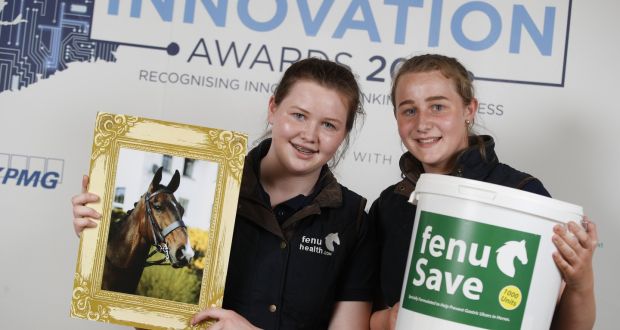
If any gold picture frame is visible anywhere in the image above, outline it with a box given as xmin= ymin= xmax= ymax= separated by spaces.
xmin=71 ymin=113 xmax=246 ymax=329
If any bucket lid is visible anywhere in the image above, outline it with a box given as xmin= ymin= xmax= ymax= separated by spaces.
xmin=409 ymin=174 xmax=583 ymax=223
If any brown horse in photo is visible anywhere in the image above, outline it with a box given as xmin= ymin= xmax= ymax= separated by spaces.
xmin=102 ymin=167 xmax=194 ymax=294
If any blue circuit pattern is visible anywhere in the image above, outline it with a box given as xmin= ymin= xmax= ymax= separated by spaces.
xmin=0 ymin=0 xmax=119 ymax=93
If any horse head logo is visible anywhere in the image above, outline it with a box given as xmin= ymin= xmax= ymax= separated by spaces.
xmin=496 ymin=240 xmax=528 ymax=278
xmin=325 ymin=233 xmax=340 ymax=252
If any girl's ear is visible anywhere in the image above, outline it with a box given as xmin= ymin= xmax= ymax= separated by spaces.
xmin=267 ymin=96 xmax=277 ymax=124
xmin=464 ymin=97 xmax=478 ymax=122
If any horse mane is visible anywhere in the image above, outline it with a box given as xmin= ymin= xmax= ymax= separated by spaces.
xmin=109 ymin=206 xmax=135 ymax=236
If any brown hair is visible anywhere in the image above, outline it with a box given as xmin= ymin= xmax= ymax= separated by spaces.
xmin=391 ymin=54 xmax=475 ymax=112
xmin=271 ymin=58 xmax=365 ymax=167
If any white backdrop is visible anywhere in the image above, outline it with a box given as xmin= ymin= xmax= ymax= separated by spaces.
xmin=0 ymin=1 xmax=618 ymax=329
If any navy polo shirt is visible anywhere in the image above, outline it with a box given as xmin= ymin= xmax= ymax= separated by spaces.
xmin=223 ymin=139 xmax=376 ymax=330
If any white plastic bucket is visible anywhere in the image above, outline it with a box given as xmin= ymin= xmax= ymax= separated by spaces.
xmin=395 ymin=174 xmax=583 ymax=330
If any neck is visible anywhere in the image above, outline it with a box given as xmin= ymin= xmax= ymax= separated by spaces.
xmin=106 ymin=217 xmax=150 ymax=269
xmin=421 ymin=153 xmax=458 ymax=174
xmin=422 ymin=162 xmax=453 ymax=175
xmin=259 ymin=151 xmax=321 ymax=207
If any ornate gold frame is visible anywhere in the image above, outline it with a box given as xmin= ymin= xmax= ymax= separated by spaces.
xmin=71 ymin=113 xmax=246 ymax=329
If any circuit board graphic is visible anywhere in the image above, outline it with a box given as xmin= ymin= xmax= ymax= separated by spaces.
xmin=0 ymin=0 xmax=119 ymax=93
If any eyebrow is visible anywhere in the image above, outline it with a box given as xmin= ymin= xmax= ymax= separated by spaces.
xmin=397 ymin=95 xmax=448 ymax=108
xmin=426 ymin=95 xmax=448 ymax=102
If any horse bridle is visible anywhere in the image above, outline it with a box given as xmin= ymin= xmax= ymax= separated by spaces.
xmin=143 ymin=189 xmax=186 ymax=266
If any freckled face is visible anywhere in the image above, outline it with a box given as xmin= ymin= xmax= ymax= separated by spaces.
xmin=266 ymin=80 xmax=349 ymax=177
xmin=394 ymin=71 xmax=476 ymax=174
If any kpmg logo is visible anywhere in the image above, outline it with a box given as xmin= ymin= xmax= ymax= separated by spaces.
xmin=0 ymin=153 xmax=64 ymax=189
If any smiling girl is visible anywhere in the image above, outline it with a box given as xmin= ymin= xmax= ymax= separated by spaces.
xmin=369 ymin=54 xmax=597 ymax=330
xmin=73 ymin=58 xmax=376 ymax=329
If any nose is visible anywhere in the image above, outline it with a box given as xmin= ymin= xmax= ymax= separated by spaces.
xmin=176 ymin=244 xmax=195 ymax=262
xmin=172 ymin=247 xmax=191 ymax=268
xmin=415 ymin=111 xmax=431 ymax=133
xmin=301 ymin=121 xmax=319 ymax=142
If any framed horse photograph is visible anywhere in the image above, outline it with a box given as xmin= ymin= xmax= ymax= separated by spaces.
xmin=71 ymin=113 xmax=246 ymax=329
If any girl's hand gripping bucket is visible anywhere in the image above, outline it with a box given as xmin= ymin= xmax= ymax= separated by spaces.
xmin=395 ymin=174 xmax=583 ymax=330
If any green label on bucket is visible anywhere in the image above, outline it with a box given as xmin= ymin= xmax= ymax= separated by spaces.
xmin=402 ymin=211 xmax=540 ymax=329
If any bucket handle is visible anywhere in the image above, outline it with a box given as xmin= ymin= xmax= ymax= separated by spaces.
xmin=457 ymin=185 xmax=497 ymax=202
xmin=409 ymin=184 xmax=498 ymax=206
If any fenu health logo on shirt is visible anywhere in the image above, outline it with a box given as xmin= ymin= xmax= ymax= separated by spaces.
xmin=403 ymin=211 xmax=540 ymax=330
xmin=299 ymin=232 xmax=340 ymax=256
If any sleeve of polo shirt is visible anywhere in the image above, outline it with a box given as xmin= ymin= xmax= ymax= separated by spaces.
xmin=334 ymin=209 xmax=377 ymax=302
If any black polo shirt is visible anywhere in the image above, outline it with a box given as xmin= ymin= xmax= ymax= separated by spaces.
xmin=223 ymin=139 xmax=376 ymax=330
